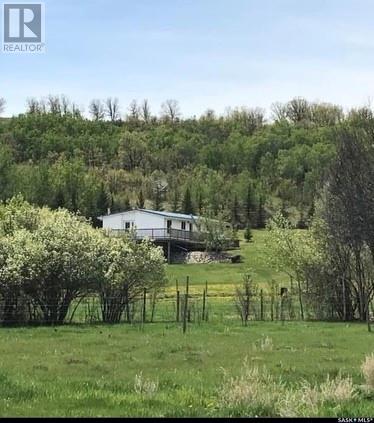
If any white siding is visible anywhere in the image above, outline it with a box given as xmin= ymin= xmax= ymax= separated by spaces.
xmin=101 ymin=210 xmax=198 ymax=232
xmin=134 ymin=211 xmax=164 ymax=229
xmin=168 ymin=218 xmax=196 ymax=231
xmin=102 ymin=210 xmax=163 ymax=230
xmin=101 ymin=213 xmax=124 ymax=230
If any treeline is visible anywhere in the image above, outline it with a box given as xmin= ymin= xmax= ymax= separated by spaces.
xmin=1 ymin=95 xmax=373 ymax=227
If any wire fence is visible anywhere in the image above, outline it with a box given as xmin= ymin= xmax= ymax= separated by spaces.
xmin=1 ymin=288 xmax=373 ymax=326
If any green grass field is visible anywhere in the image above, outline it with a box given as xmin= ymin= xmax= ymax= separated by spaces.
xmin=166 ymin=230 xmax=286 ymax=295
xmin=0 ymin=229 xmax=373 ymax=417
xmin=0 ymin=322 xmax=372 ymax=417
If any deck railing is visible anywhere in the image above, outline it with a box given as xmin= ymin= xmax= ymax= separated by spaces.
xmin=110 ymin=227 xmax=206 ymax=243
xmin=109 ymin=227 xmax=240 ymax=248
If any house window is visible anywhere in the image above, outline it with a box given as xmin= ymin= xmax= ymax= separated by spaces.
xmin=125 ymin=222 xmax=131 ymax=230
xmin=189 ymin=223 xmax=193 ymax=232
xmin=167 ymin=220 xmax=172 ymax=233
xmin=181 ymin=221 xmax=186 ymax=230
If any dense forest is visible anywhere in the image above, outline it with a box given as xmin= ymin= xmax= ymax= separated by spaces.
xmin=0 ymin=96 xmax=372 ymax=228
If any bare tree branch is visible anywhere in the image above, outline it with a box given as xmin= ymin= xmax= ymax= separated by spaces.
xmin=160 ymin=99 xmax=181 ymax=123
xmin=128 ymin=100 xmax=140 ymax=121
xmin=47 ymin=95 xmax=61 ymax=115
xmin=26 ymin=98 xmax=40 ymax=114
xmin=140 ymin=99 xmax=151 ymax=123
xmin=105 ymin=97 xmax=120 ymax=122
xmin=61 ymin=95 xmax=70 ymax=115
xmin=89 ymin=99 xmax=105 ymax=121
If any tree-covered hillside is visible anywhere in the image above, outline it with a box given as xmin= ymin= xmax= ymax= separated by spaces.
xmin=0 ymin=96 xmax=370 ymax=227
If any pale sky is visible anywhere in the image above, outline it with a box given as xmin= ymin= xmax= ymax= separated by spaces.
xmin=2 ymin=0 xmax=374 ymax=118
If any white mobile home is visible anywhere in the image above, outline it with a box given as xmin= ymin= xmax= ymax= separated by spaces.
xmin=98 ymin=209 xmax=204 ymax=262
xmin=98 ymin=208 xmax=200 ymax=233
xmin=98 ymin=208 xmax=238 ymax=263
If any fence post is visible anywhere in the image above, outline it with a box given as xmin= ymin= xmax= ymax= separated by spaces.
xmin=244 ymin=283 xmax=250 ymax=325
xmin=125 ymin=285 xmax=131 ymax=323
xmin=150 ymin=290 xmax=156 ymax=323
xmin=176 ymin=290 xmax=180 ymax=322
xmin=205 ymin=280 xmax=208 ymax=321
xmin=367 ymin=295 xmax=372 ymax=333
xmin=270 ymin=291 xmax=274 ymax=321
xmin=202 ymin=289 xmax=206 ymax=322
xmin=176 ymin=279 xmax=180 ymax=322
xmin=183 ymin=276 xmax=189 ymax=334
xmin=341 ymin=276 xmax=348 ymax=321
xmin=142 ymin=288 xmax=147 ymax=324
xmin=280 ymin=292 xmax=285 ymax=326
xmin=260 ymin=289 xmax=264 ymax=321
xmin=297 ymin=279 xmax=304 ymax=321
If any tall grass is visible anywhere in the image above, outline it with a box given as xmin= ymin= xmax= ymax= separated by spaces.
xmin=218 ymin=359 xmax=357 ymax=417
xmin=134 ymin=372 xmax=159 ymax=397
xmin=361 ymin=353 xmax=374 ymax=389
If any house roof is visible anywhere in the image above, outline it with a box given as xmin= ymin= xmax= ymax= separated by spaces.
xmin=98 ymin=208 xmax=200 ymax=221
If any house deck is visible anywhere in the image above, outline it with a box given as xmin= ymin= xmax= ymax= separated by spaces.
xmin=110 ymin=227 xmax=206 ymax=245
xmin=109 ymin=227 xmax=239 ymax=263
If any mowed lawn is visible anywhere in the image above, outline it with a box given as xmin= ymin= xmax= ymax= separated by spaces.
xmin=0 ymin=321 xmax=372 ymax=417
xmin=166 ymin=230 xmax=286 ymax=295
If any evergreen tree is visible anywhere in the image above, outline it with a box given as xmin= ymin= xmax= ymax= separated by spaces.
xmin=197 ymin=191 xmax=204 ymax=215
xmin=245 ymin=183 xmax=255 ymax=224
xmin=152 ymin=182 xmax=164 ymax=211
xmin=70 ymin=186 xmax=78 ymax=213
xmin=52 ymin=188 xmax=65 ymax=209
xmin=244 ymin=222 xmax=253 ymax=242
xmin=296 ymin=210 xmax=307 ymax=229
xmin=96 ymin=183 xmax=110 ymax=216
xmin=182 ymin=186 xmax=194 ymax=214
xmin=109 ymin=193 xmax=123 ymax=214
xmin=231 ymin=194 xmax=241 ymax=229
xmin=171 ymin=188 xmax=180 ymax=212
xmin=257 ymin=195 xmax=267 ymax=228
xmin=123 ymin=196 xmax=131 ymax=211
xmin=307 ymin=201 xmax=315 ymax=223
xmin=137 ymin=189 xmax=145 ymax=209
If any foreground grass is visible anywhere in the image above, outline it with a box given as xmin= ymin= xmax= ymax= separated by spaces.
xmin=0 ymin=321 xmax=372 ymax=417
